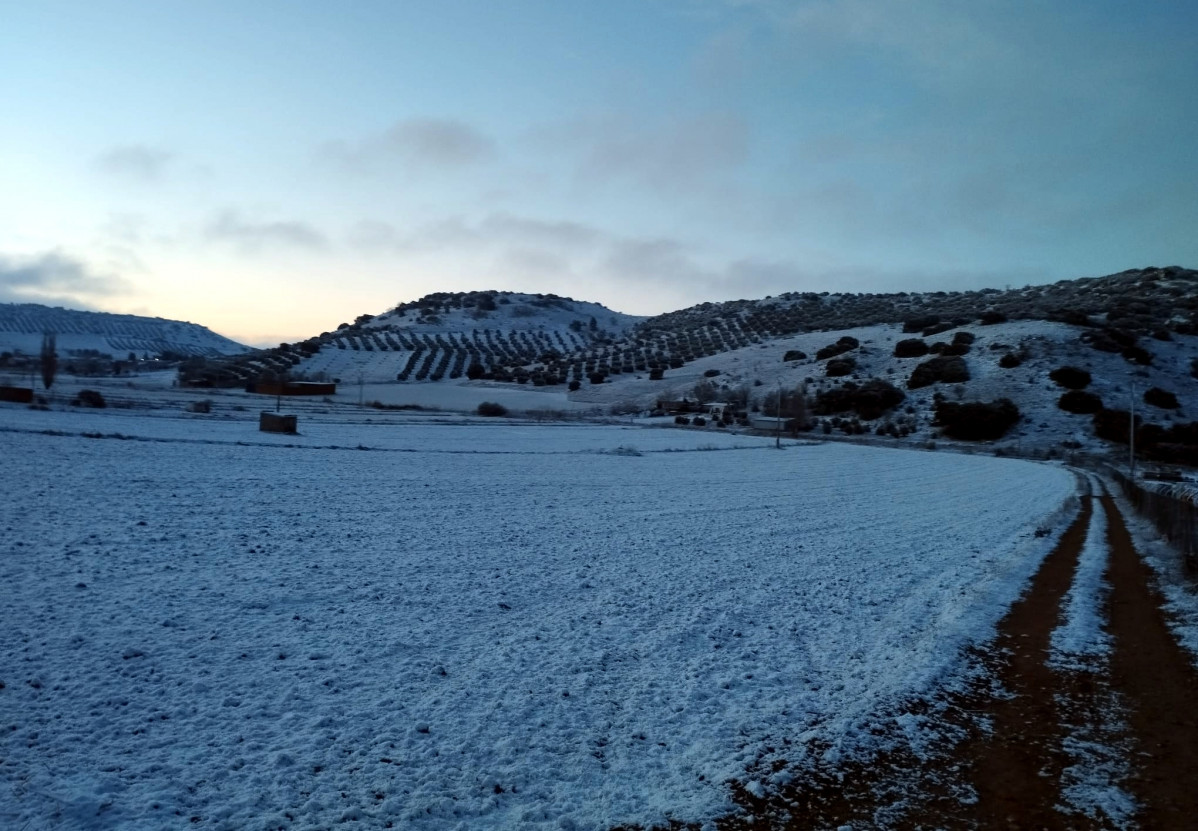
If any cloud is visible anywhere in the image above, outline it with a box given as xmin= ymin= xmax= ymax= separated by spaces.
xmin=480 ymin=213 xmax=601 ymax=250
xmin=545 ymin=111 xmax=749 ymax=197
xmin=205 ymin=211 xmax=329 ymax=253
xmin=323 ymin=118 xmax=495 ymax=172
xmin=94 ymin=144 xmax=174 ymax=183
xmin=0 ymin=250 xmax=131 ymax=305
xmin=347 ymin=212 xmax=603 ymax=255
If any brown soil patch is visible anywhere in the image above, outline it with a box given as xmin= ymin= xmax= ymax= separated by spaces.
xmin=1101 ymin=492 xmax=1198 ymax=827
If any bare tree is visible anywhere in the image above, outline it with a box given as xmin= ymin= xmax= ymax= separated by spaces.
xmin=691 ymin=379 xmax=718 ymax=404
xmin=761 ymin=383 xmax=808 ymax=427
xmin=39 ymin=332 xmax=57 ymax=391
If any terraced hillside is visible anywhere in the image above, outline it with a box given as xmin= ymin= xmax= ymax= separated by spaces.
xmin=180 ymin=290 xmax=643 ymax=387
xmin=0 ymin=303 xmax=248 ymax=359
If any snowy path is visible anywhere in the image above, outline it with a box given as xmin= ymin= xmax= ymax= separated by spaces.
xmin=0 ymin=415 xmax=1075 ymax=830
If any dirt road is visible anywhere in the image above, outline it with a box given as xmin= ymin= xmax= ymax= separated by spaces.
xmin=716 ymin=481 xmax=1198 ymax=830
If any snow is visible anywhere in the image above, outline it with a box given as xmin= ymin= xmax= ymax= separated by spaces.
xmin=0 ymin=303 xmax=248 ymax=358
xmin=1045 ymin=475 xmax=1136 ymax=824
xmin=1 ymin=408 xmax=1075 ymax=829
xmin=1050 ymin=474 xmax=1112 ymax=668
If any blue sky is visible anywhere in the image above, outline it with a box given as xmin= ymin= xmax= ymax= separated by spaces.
xmin=2 ymin=0 xmax=1196 ymax=345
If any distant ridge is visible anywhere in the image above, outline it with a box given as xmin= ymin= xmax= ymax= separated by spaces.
xmin=0 ymin=303 xmax=249 ymax=358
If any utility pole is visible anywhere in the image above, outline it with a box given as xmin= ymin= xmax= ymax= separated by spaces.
xmin=776 ymin=380 xmax=782 ymax=449
xmin=1129 ymin=379 xmax=1136 ymax=480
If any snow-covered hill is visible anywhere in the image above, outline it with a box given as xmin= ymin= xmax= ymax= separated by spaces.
xmin=0 ymin=303 xmax=249 ymax=358
xmin=165 ymin=272 xmax=1198 ymax=466
xmin=201 ymin=291 xmax=645 ymax=387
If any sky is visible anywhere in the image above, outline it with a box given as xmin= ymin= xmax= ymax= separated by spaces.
xmin=1 ymin=0 xmax=1196 ymax=346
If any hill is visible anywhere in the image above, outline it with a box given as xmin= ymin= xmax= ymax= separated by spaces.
xmin=179 ymin=290 xmax=643 ymax=388
xmin=0 ymin=303 xmax=249 ymax=359
xmin=175 ymin=268 xmax=1198 ymax=465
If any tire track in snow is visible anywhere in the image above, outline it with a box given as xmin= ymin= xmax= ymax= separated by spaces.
xmin=1050 ymin=476 xmax=1137 ymax=827
xmin=1100 ymin=488 xmax=1198 ymax=827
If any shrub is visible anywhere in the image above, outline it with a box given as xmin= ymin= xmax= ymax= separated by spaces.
xmin=815 ymin=336 xmax=860 ymax=361
xmin=477 ymin=401 xmax=508 ymax=417
xmin=998 ymin=353 xmax=1022 ymax=369
xmin=934 ymin=398 xmax=1020 ymax=440
xmin=1122 ymin=345 xmax=1153 ymax=366
xmin=851 ymin=379 xmax=906 ymax=420
xmin=692 ymin=416 xmax=707 ymax=427
xmin=908 ymin=356 xmax=969 ymax=389
xmin=826 ymin=357 xmax=856 ymax=377
xmin=568 ymin=379 xmax=581 ymax=391
xmin=902 ymin=315 xmax=940 ymax=333
xmin=922 ymin=322 xmax=955 ymax=337
xmin=674 ymin=415 xmax=690 ymax=425
xmin=1144 ymin=387 xmax=1179 ymax=409
xmin=1058 ymin=390 xmax=1103 ymax=414
xmin=812 ymin=379 xmax=904 ymax=420
xmin=703 ymin=369 xmax=721 ymax=377
xmin=783 ymin=350 xmax=807 ymax=362
xmin=979 ymin=310 xmax=1008 ymax=325
xmin=648 ymin=367 xmax=664 ymax=381
xmin=466 ymin=362 xmax=486 ymax=380
xmin=938 ymin=342 xmax=970 ymax=356
xmin=1093 ymin=408 xmax=1139 ymax=444
xmin=1049 ymin=366 xmax=1091 ymax=390
xmin=952 ymin=331 xmax=976 ymax=346
xmin=73 ymin=389 xmax=106 ymax=408
xmin=894 ymin=339 xmax=929 ymax=358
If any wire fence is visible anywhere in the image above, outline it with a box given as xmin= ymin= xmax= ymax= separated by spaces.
xmin=1108 ymin=467 xmax=1198 ymax=574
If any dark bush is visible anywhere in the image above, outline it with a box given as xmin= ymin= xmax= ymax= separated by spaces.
xmin=894 ymin=339 xmax=929 ymax=358
xmin=783 ymin=350 xmax=807 ymax=362
xmin=1058 ymin=390 xmax=1103 ymax=414
xmin=922 ymin=322 xmax=955 ymax=337
xmin=648 ymin=368 xmax=664 ymax=381
xmin=466 ymin=362 xmax=486 ymax=380
xmin=477 ymin=401 xmax=508 ymax=417
xmin=934 ymin=398 xmax=1020 ymax=440
xmin=1049 ymin=366 xmax=1091 ymax=390
xmin=703 ymin=369 xmax=721 ymax=377
xmin=998 ymin=353 xmax=1022 ymax=369
xmin=979 ymin=310 xmax=1008 ymax=325
xmin=812 ymin=379 xmax=904 ymax=420
xmin=851 ymin=379 xmax=905 ymax=420
xmin=1093 ymin=408 xmax=1139 ymax=444
xmin=902 ymin=315 xmax=940 ymax=333
xmin=826 ymin=357 xmax=856 ymax=377
xmin=938 ymin=342 xmax=970 ymax=356
xmin=815 ymin=336 xmax=859 ymax=360
xmin=1084 ymin=331 xmax=1122 ymax=353
xmin=692 ymin=416 xmax=707 ymax=427
xmin=588 ymin=372 xmax=607 ymax=384
xmin=1144 ymin=387 xmax=1179 ymax=409
xmin=952 ymin=331 xmax=976 ymax=346
xmin=674 ymin=415 xmax=690 ymax=425
xmin=73 ymin=389 xmax=106 ymax=408
xmin=908 ymin=356 xmax=969 ymax=389
xmin=568 ymin=379 xmax=581 ymax=391
xmin=1122 ymin=345 xmax=1153 ymax=366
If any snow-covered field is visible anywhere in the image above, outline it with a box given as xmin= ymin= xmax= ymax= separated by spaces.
xmin=1 ymin=410 xmax=1076 ymax=829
